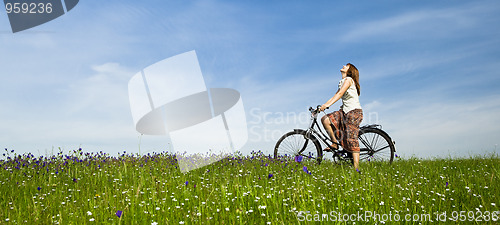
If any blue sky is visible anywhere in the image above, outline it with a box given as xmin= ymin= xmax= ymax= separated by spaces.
xmin=1 ymin=0 xmax=499 ymax=158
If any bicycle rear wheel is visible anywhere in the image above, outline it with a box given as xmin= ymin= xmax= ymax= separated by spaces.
xmin=274 ymin=129 xmax=322 ymax=164
xmin=358 ymin=127 xmax=395 ymax=163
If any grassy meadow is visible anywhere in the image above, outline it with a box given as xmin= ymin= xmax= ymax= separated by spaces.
xmin=0 ymin=148 xmax=499 ymax=224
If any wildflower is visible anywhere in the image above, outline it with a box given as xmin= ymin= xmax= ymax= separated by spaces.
xmin=380 ymin=201 xmax=384 ymax=206
xmin=303 ymin=166 xmax=311 ymax=175
xmin=37 ymin=187 xmax=41 ymax=191
xmin=116 ymin=210 xmax=123 ymax=218
xmin=295 ymin=155 xmax=303 ymax=163
xmin=446 ymin=182 xmax=448 ymax=187
xmin=73 ymin=178 xmax=78 ymax=183
xmin=152 ymin=222 xmax=158 ymax=225
xmin=87 ymin=211 xmax=92 ymax=216
xmin=268 ymin=174 xmax=273 ymax=179
xmin=185 ymin=181 xmax=189 ymax=186
xmin=178 ymin=221 xmax=184 ymax=225
xmin=492 ymin=203 xmax=496 ymax=206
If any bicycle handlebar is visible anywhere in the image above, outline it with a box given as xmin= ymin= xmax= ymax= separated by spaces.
xmin=309 ymin=105 xmax=329 ymax=114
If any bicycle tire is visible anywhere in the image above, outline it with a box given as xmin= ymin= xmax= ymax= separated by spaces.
xmin=274 ymin=129 xmax=323 ymax=164
xmin=358 ymin=127 xmax=395 ymax=163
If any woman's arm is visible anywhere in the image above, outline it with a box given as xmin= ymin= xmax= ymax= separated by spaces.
xmin=320 ymin=78 xmax=352 ymax=111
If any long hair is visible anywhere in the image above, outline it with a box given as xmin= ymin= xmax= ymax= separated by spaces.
xmin=346 ymin=63 xmax=360 ymax=96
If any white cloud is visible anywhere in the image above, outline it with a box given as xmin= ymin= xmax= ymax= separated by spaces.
xmin=367 ymin=95 xmax=500 ymax=158
xmin=339 ymin=3 xmax=495 ymax=43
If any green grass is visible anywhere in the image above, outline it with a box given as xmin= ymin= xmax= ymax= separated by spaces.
xmin=1 ymin=149 xmax=499 ymax=224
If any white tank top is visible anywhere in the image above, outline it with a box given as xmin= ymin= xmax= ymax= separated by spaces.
xmin=339 ymin=77 xmax=362 ymax=113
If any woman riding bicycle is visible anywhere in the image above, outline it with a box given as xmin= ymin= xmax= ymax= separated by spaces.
xmin=319 ymin=63 xmax=363 ymax=171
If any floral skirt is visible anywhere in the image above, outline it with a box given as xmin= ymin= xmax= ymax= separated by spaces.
xmin=325 ymin=108 xmax=363 ymax=152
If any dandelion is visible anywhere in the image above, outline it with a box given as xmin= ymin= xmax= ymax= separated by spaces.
xmin=116 ymin=210 xmax=123 ymax=218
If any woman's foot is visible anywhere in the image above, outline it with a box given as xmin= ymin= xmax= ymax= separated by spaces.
xmin=323 ymin=144 xmax=339 ymax=152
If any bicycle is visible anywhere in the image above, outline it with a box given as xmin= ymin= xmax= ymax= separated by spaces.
xmin=274 ymin=105 xmax=396 ymax=164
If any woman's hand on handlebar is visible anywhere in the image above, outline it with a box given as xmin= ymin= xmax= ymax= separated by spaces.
xmin=319 ymin=104 xmax=329 ymax=112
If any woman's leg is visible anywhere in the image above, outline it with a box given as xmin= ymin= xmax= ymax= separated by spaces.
xmin=345 ymin=109 xmax=363 ymax=171
xmin=353 ymin=152 xmax=360 ymax=170
xmin=321 ymin=115 xmax=338 ymax=149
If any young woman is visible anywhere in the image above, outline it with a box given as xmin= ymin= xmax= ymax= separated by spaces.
xmin=319 ymin=63 xmax=363 ymax=171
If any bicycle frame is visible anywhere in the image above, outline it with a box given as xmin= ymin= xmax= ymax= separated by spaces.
xmin=304 ymin=106 xmax=383 ymax=156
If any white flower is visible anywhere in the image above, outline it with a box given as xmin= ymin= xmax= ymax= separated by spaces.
xmin=379 ymin=201 xmax=384 ymax=206
xmin=156 ymin=207 xmax=160 ymax=211
xmin=87 ymin=211 xmax=92 ymax=216
xmin=179 ymin=221 xmax=185 ymax=225
xmin=89 ymin=218 xmax=95 ymax=222
xmin=225 ymin=208 xmax=229 ymax=211
xmin=151 ymin=222 xmax=158 ymax=225
xmin=492 ymin=203 xmax=496 ymax=206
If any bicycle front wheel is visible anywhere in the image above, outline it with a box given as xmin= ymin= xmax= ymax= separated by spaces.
xmin=274 ymin=129 xmax=322 ymax=164
xmin=358 ymin=127 xmax=395 ymax=163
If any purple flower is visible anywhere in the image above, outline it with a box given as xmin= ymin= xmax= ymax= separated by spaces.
xmin=446 ymin=182 xmax=448 ymax=187
xmin=185 ymin=181 xmax=189 ymax=186
xmin=268 ymin=173 xmax=273 ymax=179
xmin=73 ymin=178 xmax=78 ymax=183
xmin=116 ymin=210 xmax=123 ymax=218
xmin=303 ymin=166 xmax=311 ymax=175
xmin=194 ymin=184 xmax=196 ymax=188
xmin=37 ymin=187 xmax=41 ymax=191
xmin=295 ymin=155 xmax=303 ymax=163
